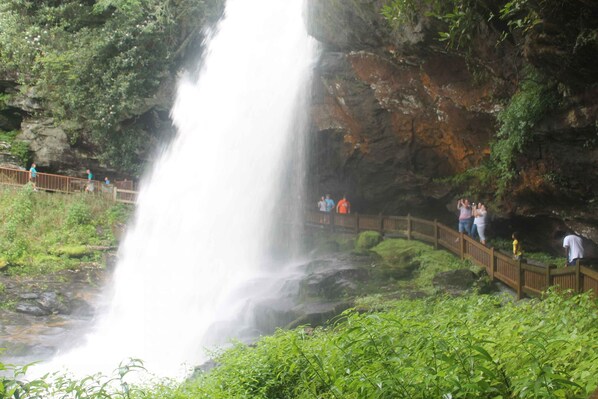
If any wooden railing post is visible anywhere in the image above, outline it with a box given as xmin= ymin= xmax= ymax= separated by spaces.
xmin=459 ymin=233 xmax=465 ymax=259
xmin=113 ymin=187 xmax=118 ymax=202
xmin=433 ymin=219 xmax=439 ymax=249
xmin=517 ymin=259 xmax=524 ymax=299
xmin=379 ymin=213 xmax=384 ymax=234
xmin=546 ymin=264 xmax=553 ymax=290
xmin=575 ymin=259 xmax=582 ymax=292
xmin=354 ymin=213 xmax=359 ymax=233
xmin=330 ymin=211 xmax=335 ymax=233
xmin=489 ymin=247 xmax=495 ymax=281
xmin=407 ymin=214 xmax=412 ymax=240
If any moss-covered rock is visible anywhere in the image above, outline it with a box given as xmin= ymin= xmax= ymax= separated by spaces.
xmin=50 ymin=245 xmax=91 ymax=258
xmin=355 ymin=230 xmax=383 ymax=250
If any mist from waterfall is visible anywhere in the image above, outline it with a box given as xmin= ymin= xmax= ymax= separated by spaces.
xmin=44 ymin=0 xmax=317 ymax=379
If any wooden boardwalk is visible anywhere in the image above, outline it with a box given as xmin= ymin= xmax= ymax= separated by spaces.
xmin=0 ymin=166 xmax=138 ymax=204
xmin=1 ymin=164 xmax=595 ymax=298
xmin=306 ymin=210 xmax=598 ymax=299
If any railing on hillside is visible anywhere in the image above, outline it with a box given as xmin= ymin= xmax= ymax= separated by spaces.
xmin=306 ymin=210 xmax=598 ymax=299
xmin=0 ymin=166 xmax=138 ymax=204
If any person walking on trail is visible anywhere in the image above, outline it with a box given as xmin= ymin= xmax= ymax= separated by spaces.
xmin=457 ymin=198 xmax=473 ymax=235
xmin=512 ymin=232 xmax=523 ymax=261
xmin=29 ymin=163 xmax=38 ymax=191
xmin=325 ymin=194 xmax=335 ymax=213
xmin=85 ymin=169 xmax=95 ymax=192
xmin=336 ymin=195 xmax=351 ymax=214
xmin=563 ymin=233 xmax=584 ymax=267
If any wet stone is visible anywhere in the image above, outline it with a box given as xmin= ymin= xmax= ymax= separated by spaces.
xmin=15 ymin=303 xmax=52 ymax=316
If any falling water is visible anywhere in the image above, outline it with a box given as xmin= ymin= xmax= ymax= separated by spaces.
xmin=44 ymin=0 xmax=316 ymax=378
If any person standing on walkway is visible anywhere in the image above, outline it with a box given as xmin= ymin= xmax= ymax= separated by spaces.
xmin=325 ymin=194 xmax=335 ymax=213
xmin=29 ymin=162 xmax=38 ymax=191
xmin=512 ymin=232 xmax=523 ymax=261
xmin=472 ymin=203 xmax=488 ymax=245
xmin=457 ymin=198 xmax=472 ymax=235
xmin=563 ymin=233 xmax=584 ymax=267
xmin=336 ymin=195 xmax=351 ymax=214
xmin=85 ymin=169 xmax=94 ymax=192
xmin=317 ymin=195 xmax=327 ymax=224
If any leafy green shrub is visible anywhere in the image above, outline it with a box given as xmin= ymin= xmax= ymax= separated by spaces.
xmin=66 ymin=200 xmax=92 ymax=226
xmin=0 ymin=130 xmax=31 ymax=166
xmin=0 ymin=0 xmax=224 ymax=172
xmin=355 ymin=231 xmax=383 ymax=250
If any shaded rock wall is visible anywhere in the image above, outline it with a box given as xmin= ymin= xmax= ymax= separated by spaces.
xmin=306 ymin=0 xmax=598 ymax=254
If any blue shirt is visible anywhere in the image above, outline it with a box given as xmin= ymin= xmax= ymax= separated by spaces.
xmin=325 ymin=198 xmax=335 ymax=212
xmin=29 ymin=167 xmax=37 ymax=177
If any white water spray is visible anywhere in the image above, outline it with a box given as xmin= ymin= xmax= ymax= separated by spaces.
xmin=45 ymin=0 xmax=316 ymax=378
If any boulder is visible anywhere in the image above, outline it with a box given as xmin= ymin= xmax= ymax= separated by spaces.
xmin=432 ymin=269 xmax=477 ymax=295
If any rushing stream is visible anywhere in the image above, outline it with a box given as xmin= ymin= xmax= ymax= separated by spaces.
xmin=37 ymin=0 xmax=317 ymax=378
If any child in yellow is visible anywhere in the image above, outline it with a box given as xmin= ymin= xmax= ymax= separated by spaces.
xmin=512 ymin=232 xmax=522 ymax=260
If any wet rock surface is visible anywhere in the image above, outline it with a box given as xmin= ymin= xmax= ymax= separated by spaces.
xmin=0 ymin=265 xmax=108 ymax=366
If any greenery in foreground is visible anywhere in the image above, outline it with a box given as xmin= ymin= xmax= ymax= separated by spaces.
xmin=2 ymin=291 xmax=596 ymax=398
xmin=0 ymin=185 xmax=131 ymax=275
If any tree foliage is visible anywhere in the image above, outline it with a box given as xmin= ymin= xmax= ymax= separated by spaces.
xmin=0 ymin=0 xmax=224 ymax=173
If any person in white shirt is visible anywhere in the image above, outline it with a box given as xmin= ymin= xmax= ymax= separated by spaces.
xmin=563 ymin=233 xmax=584 ymax=266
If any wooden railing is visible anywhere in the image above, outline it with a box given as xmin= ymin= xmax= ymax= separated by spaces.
xmin=0 ymin=166 xmax=137 ymax=204
xmin=306 ymin=210 xmax=598 ymax=299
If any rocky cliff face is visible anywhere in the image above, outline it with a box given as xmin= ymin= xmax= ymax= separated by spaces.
xmin=306 ymin=0 xmax=598 ymax=254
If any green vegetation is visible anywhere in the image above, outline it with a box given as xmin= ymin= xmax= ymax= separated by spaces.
xmin=2 ymin=291 xmax=596 ymax=398
xmin=0 ymin=129 xmax=31 ymax=166
xmin=0 ymin=0 xmax=224 ymax=173
xmin=0 ymin=186 xmax=131 ymax=275
xmin=371 ymin=238 xmax=473 ymax=293
xmin=491 ymin=68 xmax=559 ymax=191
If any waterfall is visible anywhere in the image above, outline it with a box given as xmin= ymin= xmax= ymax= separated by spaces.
xmin=45 ymin=0 xmax=317 ymax=379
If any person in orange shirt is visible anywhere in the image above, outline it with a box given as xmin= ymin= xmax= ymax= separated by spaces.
xmin=336 ymin=195 xmax=351 ymax=214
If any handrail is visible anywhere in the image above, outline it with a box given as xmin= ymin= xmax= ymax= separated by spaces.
xmin=0 ymin=166 xmax=138 ymax=204
xmin=305 ymin=210 xmax=597 ymax=299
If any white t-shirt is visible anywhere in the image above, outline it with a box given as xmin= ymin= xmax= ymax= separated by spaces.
xmin=563 ymin=235 xmax=584 ymax=262
xmin=318 ymin=200 xmax=326 ymax=212
xmin=474 ymin=209 xmax=487 ymax=225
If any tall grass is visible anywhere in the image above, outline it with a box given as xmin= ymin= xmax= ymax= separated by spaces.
xmin=0 ymin=186 xmax=131 ymax=275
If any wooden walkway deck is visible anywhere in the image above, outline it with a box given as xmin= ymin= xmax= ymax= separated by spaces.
xmin=305 ymin=210 xmax=598 ymax=299
xmin=0 ymin=166 xmax=138 ymax=204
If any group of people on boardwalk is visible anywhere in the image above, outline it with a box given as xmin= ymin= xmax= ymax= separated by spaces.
xmin=28 ymin=163 xmax=113 ymax=193
xmin=457 ymin=198 xmax=488 ymax=245
xmin=318 ymin=194 xmax=351 ymax=214
xmin=457 ymin=198 xmax=585 ymax=267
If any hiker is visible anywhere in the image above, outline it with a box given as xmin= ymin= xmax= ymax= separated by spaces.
xmin=563 ymin=233 xmax=584 ymax=267
xmin=29 ymin=162 xmax=38 ymax=191
xmin=472 ymin=203 xmax=488 ymax=245
xmin=85 ymin=169 xmax=94 ymax=192
xmin=104 ymin=176 xmax=111 ymax=185
xmin=457 ymin=198 xmax=473 ymax=235
xmin=336 ymin=195 xmax=351 ymax=214
xmin=317 ymin=195 xmax=327 ymax=224
xmin=512 ymin=232 xmax=523 ymax=261
xmin=325 ymin=194 xmax=335 ymax=213
xmin=317 ymin=196 xmax=326 ymax=212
